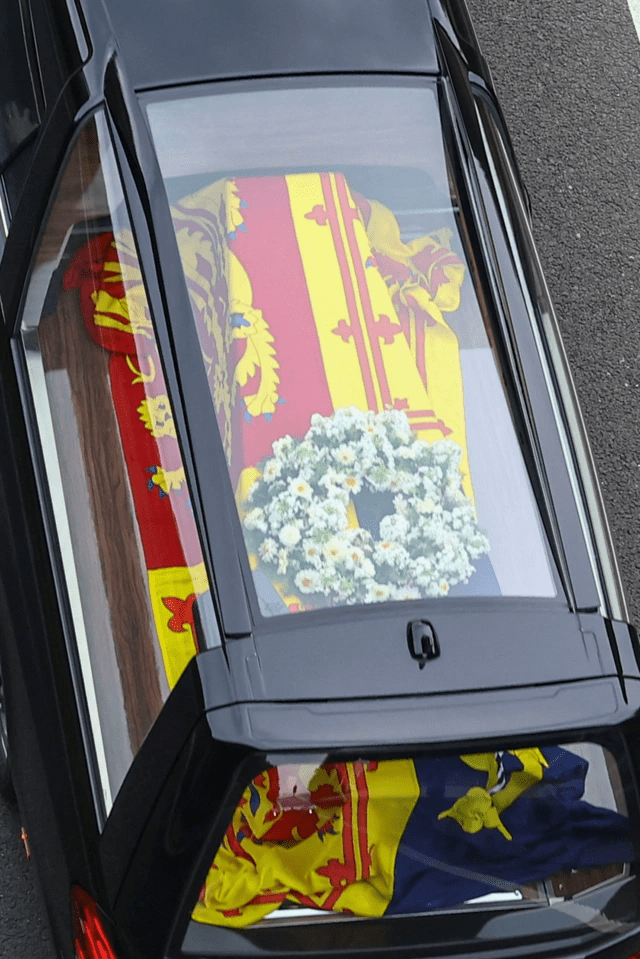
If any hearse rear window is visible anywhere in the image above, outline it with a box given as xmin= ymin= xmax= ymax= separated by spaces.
xmin=186 ymin=742 xmax=633 ymax=934
xmin=145 ymin=82 xmax=556 ymax=615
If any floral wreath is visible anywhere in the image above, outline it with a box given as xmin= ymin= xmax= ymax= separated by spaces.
xmin=242 ymin=407 xmax=489 ymax=608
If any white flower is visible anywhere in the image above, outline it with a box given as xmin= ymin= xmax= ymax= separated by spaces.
xmin=288 ymin=476 xmax=313 ymax=500
xmin=367 ymin=464 xmax=392 ymax=491
xmin=344 ymin=546 xmax=365 ymax=568
xmin=353 ymin=557 xmax=375 ymax=580
xmin=319 ymin=468 xmax=347 ymax=490
xmin=293 ymin=440 xmax=318 ymax=466
xmin=324 ymin=537 xmax=348 ymax=563
xmin=395 ymin=444 xmax=418 ymax=461
xmin=366 ymin=582 xmax=390 ymax=602
xmin=241 ymin=408 xmax=489 ymax=609
xmin=332 ymin=444 xmax=356 ymax=466
xmin=262 ymin=458 xmax=282 ymax=483
xmin=258 ymin=538 xmax=279 ymax=562
xmin=272 ymin=435 xmax=294 ymax=458
xmin=340 ymin=474 xmax=362 ymax=495
xmin=307 ymin=500 xmax=346 ymax=531
xmin=389 ymin=584 xmax=421 ymax=601
xmin=379 ymin=513 xmax=410 ymax=541
xmin=323 ymin=499 xmax=349 ymax=528
xmin=334 ymin=576 xmax=356 ymax=600
xmin=302 ymin=539 xmax=324 ymax=567
xmin=295 ymin=569 xmax=323 ymax=593
xmin=413 ymin=557 xmax=436 ymax=588
xmin=374 ymin=540 xmax=410 ymax=569
xmin=279 ymin=524 xmax=301 ymax=547
xmin=244 ymin=507 xmax=267 ymax=532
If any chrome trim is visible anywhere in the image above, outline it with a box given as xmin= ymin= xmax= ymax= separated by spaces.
xmin=0 ymin=180 xmax=9 ymax=239
xmin=19 ymin=292 xmax=114 ymax=817
xmin=474 ymin=106 xmax=626 ymax=622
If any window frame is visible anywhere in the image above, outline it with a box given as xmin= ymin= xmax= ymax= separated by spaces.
xmin=469 ymin=82 xmax=627 ymax=623
xmin=142 ymin=74 xmax=567 ymax=623
xmin=14 ymin=105 xmax=220 ymax=824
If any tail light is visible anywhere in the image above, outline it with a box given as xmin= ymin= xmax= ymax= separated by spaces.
xmin=72 ymin=885 xmax=119 ymax=959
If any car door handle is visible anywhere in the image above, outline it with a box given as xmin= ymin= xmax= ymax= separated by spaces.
xmin=407 ymin=620 xmax=440 ymax=668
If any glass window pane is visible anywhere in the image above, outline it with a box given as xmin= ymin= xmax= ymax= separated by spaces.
xmin=20 ymin=112 xmax=212 ymax=811
xmin=0 ymin=0 xmax=38 ymax=164
xmin=191 ymin=743 xmax=632 ymax=928
xmin=146 ymin=81 xmax=556 ymax=616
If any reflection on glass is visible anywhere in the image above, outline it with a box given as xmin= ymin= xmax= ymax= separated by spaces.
xmin=20 ymin=113 xmax=210 ymax=808
xmin=147 ymin=82 xmax=556 ymax=615
xmin=193 ymin=744 xmax=631 ymax=927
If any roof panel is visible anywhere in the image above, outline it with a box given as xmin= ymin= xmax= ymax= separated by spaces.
xmin=103 ymin=0 xmax=439 ymax=89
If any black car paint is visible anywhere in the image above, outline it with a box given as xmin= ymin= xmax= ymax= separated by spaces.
xmin=0 ymin=0 xmax=638 ymax=957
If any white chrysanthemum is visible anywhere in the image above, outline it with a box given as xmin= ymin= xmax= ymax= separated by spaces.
xmin=354 ymin=557 xmax=376 ymax=580
xmin=279 ymin=524 xmax=301 ymax=547
xmin=262 ymin=458 xmax=282 ymax=483
xmin=319 ymin=499 xmax=349 ymax=528
xmin=367 ymin=464 xmax=392 ymax=491
xmin=306 ymin=500 xmax=344 ymax=530
xmin=413 ymin=557 xmax=436 ymax=588
xmin=388 ymin=472 xmax=418 ymax=494
xmin=295 ymin=569 xmax=323 ymax=593
xmin=334 ymin=576 xmax=356 ymax=600
xmin=379 ymin=513 xmax=410 ymax=542
xmin=301 ymin=539 xmax=323 ymax=567
xmin=415 ymin=496 xmax=436 ymax=515
xmin=258 ymin=537 xmax=279 ymax=562
xmin=270 ymin=496 xmax=294 ymax=519
xmin=242 ymin=408 xmax=489 ymax=608
xmin=244 ymin=507 xmax=267 ymax=533
xmin=373 ymin=540 xmax=411 ymax=569
xmin=288 ymin=476 xmax=313 ymax=500
xmin=340 ymin=474 xmax=362 ymax=495
xmin=272 ymin=435 xmax=294 ymax=458
xmin=389 ymin=584 xmax=421 ymax=601
xmin=324 ymin=537 xmax=348 ymax=564
xmin=364 ymin=420 xmax=383 ymax=439
xmin=317 ymin=469 xmax=338 ymax=487
xmin=395 ymin=444 xmax=418 ymax=461
xmin=332 ymin=444 xmax=356 ymax=466
xmin=344 ymin=545 xmax=365 ymax=567
xmin=366 ymin=582 xmax=391 ymax=602
xmin=468 ymin=533 xmax=490 ymax=557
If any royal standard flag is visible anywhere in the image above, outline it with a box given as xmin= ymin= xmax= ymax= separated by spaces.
xmin=193 ymin=747 xmax=632 ymax=928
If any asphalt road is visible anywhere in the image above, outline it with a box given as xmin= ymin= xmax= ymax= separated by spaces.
xmin=466 ymin=0 xmax=640 ymax=623
xmin=3 ymin=2 xmax=640 ymax=956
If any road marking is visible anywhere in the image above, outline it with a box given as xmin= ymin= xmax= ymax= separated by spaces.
xmin=629 ymin=0 xmax=640 ymax=39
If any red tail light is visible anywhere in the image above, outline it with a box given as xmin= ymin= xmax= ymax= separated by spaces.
xmin=72 ymin=885 xmax=119 ymax=959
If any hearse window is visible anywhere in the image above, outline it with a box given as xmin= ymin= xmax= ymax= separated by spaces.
xmin=145 ymin=80 xmax=557 ymax=616
xmin=0 ymin=0 xmax=40 ymax=210
xmin=184 ymin=740 xmax=634 ymax=940
xmin=19 ymin=111 xmax=211 ymax=813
